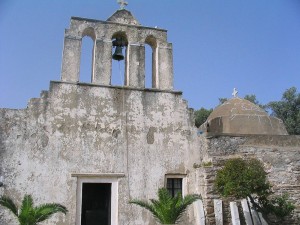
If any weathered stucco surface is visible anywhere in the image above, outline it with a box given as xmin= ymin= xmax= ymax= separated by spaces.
xmin=1 ymin=83 xmax=300 ymax=225
xmin=0 ymin=81 xmax=201 ymax=225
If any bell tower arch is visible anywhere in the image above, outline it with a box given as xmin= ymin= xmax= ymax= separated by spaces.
xmin=60 ymin=9 xmax=174 ymax=90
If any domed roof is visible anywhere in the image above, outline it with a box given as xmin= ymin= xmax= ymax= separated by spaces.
xmin=200 ymin=97 xmax=288 ymax=136
xmin=208 ymin=97 xmax=267 ymax=120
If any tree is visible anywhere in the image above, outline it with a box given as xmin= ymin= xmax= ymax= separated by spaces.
xmin=244 ymin=94 xmax=266 ymax=110
xmin=194 ymin=107 xmax=213 ymax=127
xmin=244 ymin=94 xmax=259 ymax=105
xmin=268 ymin=87 xmax=300 ymax=135
xmin=215 ymin=158 xmax=270 ymax=199
xmin=130 ymin=188 xmax=201 ymax=224
xmin=219 ymin=97 xmax=228 ymax=104
xmin=219 ymin=94 xmax=265 ymax=108
xmin=215 ymin=158 xmax=295 ymax=222
xmin=0 ymin=194 xmax=68 ymax=225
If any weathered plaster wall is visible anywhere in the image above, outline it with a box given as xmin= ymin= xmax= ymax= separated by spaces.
xmin=196 ymin=135 xmax=300 ymax=225
xmin=0 ymin=81 xmax=200 ymax=225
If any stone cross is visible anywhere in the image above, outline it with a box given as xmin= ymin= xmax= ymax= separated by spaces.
xmin=232 ymin=88 xmax=238 ymax=97
xmin=117 ymin=0 xmax=128 ymax=9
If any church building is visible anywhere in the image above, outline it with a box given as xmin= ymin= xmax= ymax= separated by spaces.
xmin=0 ymin=4 xmax=299 ymax=225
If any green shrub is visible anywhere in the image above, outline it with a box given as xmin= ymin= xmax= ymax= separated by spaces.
xmin=215 ymin=158 xmax=295 ymax=221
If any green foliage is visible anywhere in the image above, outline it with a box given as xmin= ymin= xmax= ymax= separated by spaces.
xmin=215 ymin=158 xmax=271 ymax=199
xmin=268 ymin=87 xmax=300 ymax=134
xmin=219 ymin=94 xmax=265 ymax=108
xmin=215 ymin=158 xmax=295 ymax=221
xmin=218 ymin=98 xmax=228 ymax=104
xmin=19 ymin=195 xmax=35 ymax=225
xmin=193 ymin=161 xmax=212 ymax=168
xmin=0 ymin=196 xmax=18 ymax=216
xmin=244 ymin=94 xmax=259 ymax=105
xmin=130 ymin=188 xmax=201 ymax=224
xmin=0 ymin=194 xmax=67 ymax=225
xmin=194 ymin=107 xmax=213 ymax=127
xmin=259 ymin=193 xmax=296 ymax=220
xmin=202 ymin=161 xmax=212 ymax=167
xmin=244 ymin=94 xmax=266 ymax=110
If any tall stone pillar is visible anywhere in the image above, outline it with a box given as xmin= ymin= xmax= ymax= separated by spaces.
xmin=93 ymin=40 xmax=112 ymax=85
xmin=158 ymin=43 xmax=174 ymax=90
xmin=61 ymin=34 xmax=82 ymax=82
xmin=125 ymin=43 xmax=145 ymax=88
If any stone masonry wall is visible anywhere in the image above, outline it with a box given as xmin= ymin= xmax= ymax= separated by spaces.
xmin=196 ymin=135 xmax=300 ymax=225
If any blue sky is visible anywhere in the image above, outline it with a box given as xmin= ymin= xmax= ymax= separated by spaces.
xmin=0 ymin=0 xmax=300 ymax=110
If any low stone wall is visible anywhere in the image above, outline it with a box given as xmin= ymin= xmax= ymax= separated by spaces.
xmin=197 ymin=135 xmax=300 ymax=225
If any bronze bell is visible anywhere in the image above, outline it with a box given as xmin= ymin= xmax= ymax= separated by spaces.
xmin=112 ymin=46 xmax=124 ymax=61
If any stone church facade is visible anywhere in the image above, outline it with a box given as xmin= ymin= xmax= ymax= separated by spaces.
xmin=0 ymin=9 xmax=299 ymax=225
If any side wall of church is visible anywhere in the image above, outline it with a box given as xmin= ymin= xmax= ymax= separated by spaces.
xmin=196 ymin=135 xmax=300 ymax=225
xmin=0 ymin=81 xmax=201 ymax=225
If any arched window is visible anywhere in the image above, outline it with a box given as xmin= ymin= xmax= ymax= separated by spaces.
xmin=145 ymin=36 xmax=157 ymax=88
xmin=111 ymin=32 xmax=128 ymax=86
xmin=79 ymin=27 xmax=96 ymax=83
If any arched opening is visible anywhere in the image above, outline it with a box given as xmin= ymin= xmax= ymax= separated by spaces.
xmin=145 ymin=36 xmax=157 ymax=88
xmin=111 ymin=32 xmax=128 ymax=86
xmin=80 ymin=27 xmax=96 ymax=83
xmin=145 ymin=44 xmax=153 ymax=88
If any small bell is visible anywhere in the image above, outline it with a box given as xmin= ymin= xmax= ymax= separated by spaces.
xmin=112 ymin=46 xmax=124 ymax=61
xmin=112 ymin=38 xmax=126 ymax=61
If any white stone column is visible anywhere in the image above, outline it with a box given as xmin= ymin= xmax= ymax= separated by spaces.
xmin=230 ymin=201 xmax=241 ymax=225
xmin=125 ymin=43 xmax=145 ymax=88
xmin=194 ymin=199 xmax=206 ymax=225
xmin=93 ymin=39 xmax=112 ymax=85
xmin=157 ymin=43 xmax=173 ymax=90
xmin=214 ymin=199 xmax=223 ymax=225
xmin=241 ymin=199 xmax=253 ymax=225
xmin=61 ymin=34 xmax=82 ymax=82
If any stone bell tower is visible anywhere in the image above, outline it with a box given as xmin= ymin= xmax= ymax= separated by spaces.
xmin=60 ymin=8 xmax=174 ymax=90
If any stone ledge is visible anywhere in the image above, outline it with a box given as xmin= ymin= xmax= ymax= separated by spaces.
xmin=50 ymin=80 xmax=183 ymax=95
xmin=71 ymin=173 xmax=125 ymax=178
xmin=276 ymin=185 xmax=300 ymax=188
xmin=71 ymin=16 xmax=167 ymax=31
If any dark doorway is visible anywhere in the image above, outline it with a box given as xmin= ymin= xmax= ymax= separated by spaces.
xmin=81 ymin=183 xmax=111 ymax=225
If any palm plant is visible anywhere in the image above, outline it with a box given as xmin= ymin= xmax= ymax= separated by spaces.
xmin=130 ymin=188 xmax=201 ymax=224
xmin=0 ymin=194 xmax=67 ymax=225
